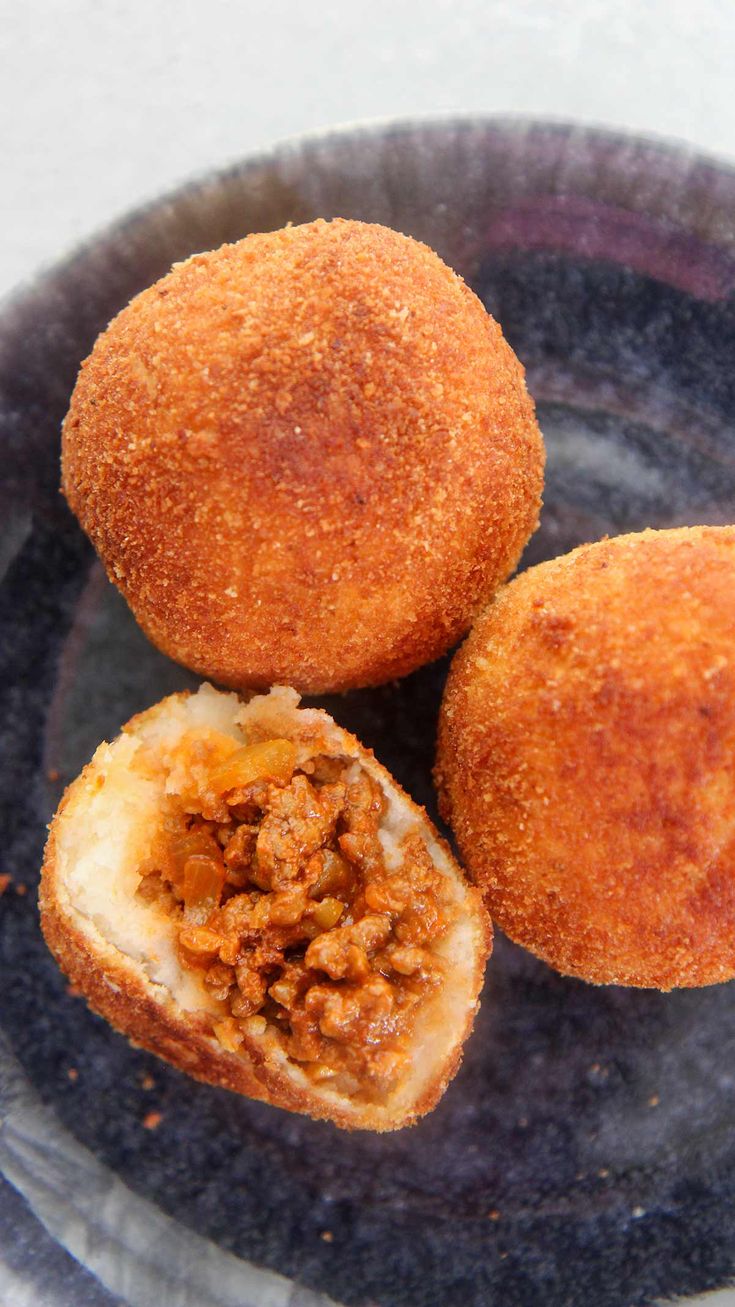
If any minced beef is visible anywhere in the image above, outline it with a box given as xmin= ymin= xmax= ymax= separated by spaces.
xmin=136 ymin=735 xmax=454 ymax=1100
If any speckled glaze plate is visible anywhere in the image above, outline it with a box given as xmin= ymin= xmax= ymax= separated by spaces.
xmin=4 ymin=117 xmax=735 ymax=1307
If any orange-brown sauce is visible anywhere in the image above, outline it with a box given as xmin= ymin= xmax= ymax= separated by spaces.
xmin=137 ymin=734 xmax=453 ymax=1099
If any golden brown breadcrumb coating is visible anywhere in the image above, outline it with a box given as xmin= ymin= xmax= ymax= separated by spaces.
xmin=61 ymin=218 xmax=543 ymax=694
xmin=436 ymin=526 xmax=735 ymax=989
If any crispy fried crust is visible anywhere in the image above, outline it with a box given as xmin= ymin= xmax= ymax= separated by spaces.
xmin=436 ymin=526 xmax=735 ymax=990
xmin=61 ymin=218 xmax=543 ymax=694
xmin=40 ymin=690 xmax=491 ymax=1130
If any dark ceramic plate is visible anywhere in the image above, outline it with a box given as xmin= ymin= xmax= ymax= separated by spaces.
xmin=3 ymin=117 xmax=735 ymax=1307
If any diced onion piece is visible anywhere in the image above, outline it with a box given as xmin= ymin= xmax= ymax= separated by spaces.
xmin=170 ymin=827 xmax=222 ymax=881
xmin=183 ymin=853 xmax=225 ymax=921
xmin=309 ymin=849 xmax=355 ymax=900
xmin=208 ymin=739 xmax=297 ymax=794
xmin=311 ymin=896 xmax=345 ymax=930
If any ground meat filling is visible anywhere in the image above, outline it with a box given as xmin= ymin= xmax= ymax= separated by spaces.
xmin=137 ymin=734 xmax=454 ymax=1100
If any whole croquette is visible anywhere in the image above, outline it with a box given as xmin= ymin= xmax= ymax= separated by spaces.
xmin=61 ymin=218 xmax=544 ymax=694
xmin=436 ymin=525 xmax=735 ymax=990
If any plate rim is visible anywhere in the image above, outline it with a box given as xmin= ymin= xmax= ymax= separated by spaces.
xmin=4 ymin=110 xmax=735 ymax=326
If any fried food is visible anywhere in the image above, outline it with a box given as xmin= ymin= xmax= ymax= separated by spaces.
xmin=436 ymin=526 xmax=735 ymax=989
xmin=61 ymin=218 xmax=543 ymax=694
xmin=41 ymin=684 xmax=490 ymax=1130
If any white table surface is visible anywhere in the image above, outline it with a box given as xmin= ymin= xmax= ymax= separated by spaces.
xmin=3 ymin=0 xmax=735 ymax=301
xmin=3 ymin=2 xmax=735 ymax=1305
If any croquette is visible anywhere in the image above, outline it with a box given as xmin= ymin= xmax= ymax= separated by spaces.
xmin=61 ymin=219 xmax=544 ymax=694
xmin=40 ymin=684 xmax=491 ymax=1130
xmin=436 ymin=526 xmax=735 ymax=989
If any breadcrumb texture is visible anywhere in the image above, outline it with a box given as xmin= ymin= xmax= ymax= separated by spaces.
xmin=437 ymin=526 xmax=735 ymax=990
xmin=61 ymin=218 xmax=543 ymax=693
xmin=40 ymin=685 xmax=491 ymax=1131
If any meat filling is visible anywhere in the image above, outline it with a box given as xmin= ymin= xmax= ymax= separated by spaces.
xmin=136 ymin=733 xmax=454 ymax=1100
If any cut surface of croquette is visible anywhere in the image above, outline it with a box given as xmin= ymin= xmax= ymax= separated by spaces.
xmin=41 ymin=685 xmax=491 ymax=1130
